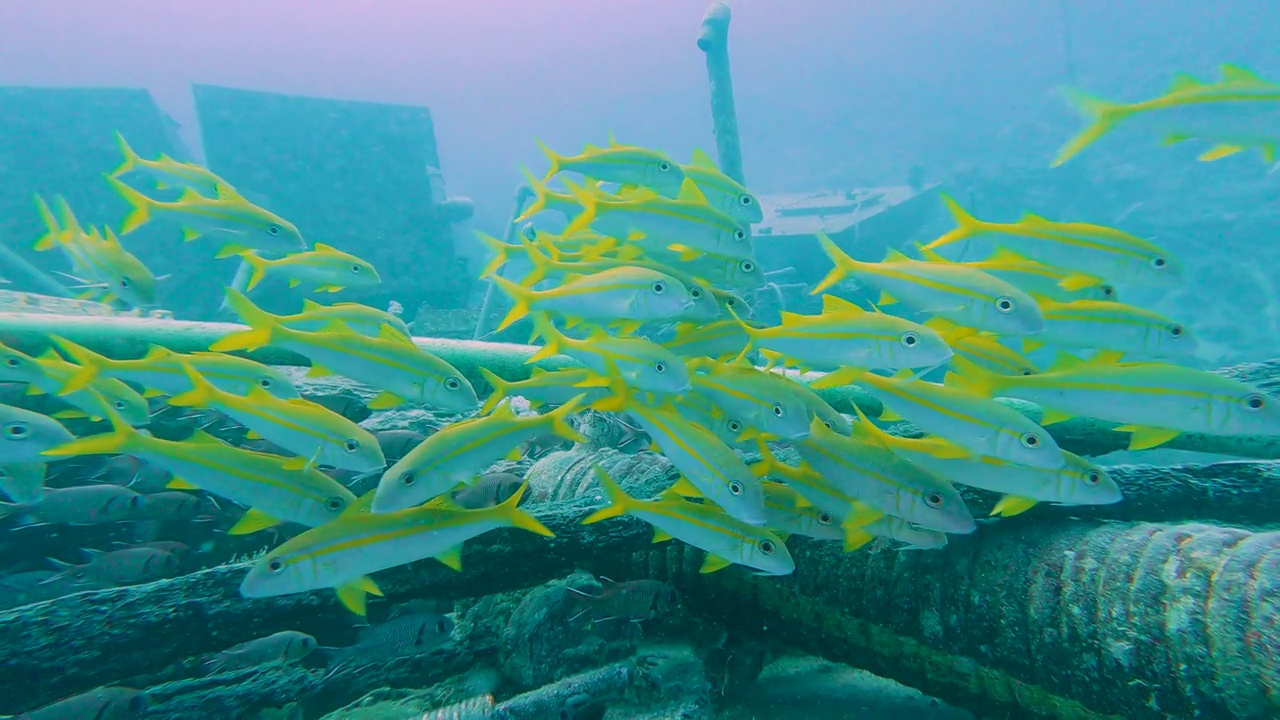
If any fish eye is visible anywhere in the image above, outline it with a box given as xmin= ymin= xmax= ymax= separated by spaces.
xmin=267 ymin=557 xmax=285 ymax=574
xmin=114 ymin=400 xmax=127 ymax=410
xmin=734 ymin=228 xmax=746 ymax=241
xmin=690 ymin=287 xmax=703 ymax=300
xmin=1168 ymin=323 xmax=1184 ymax=338
xmin=1244 ymin=393 xmax=1267 ymax=411
xmin=1085 ymin=470 xmax=1102 ymax=486
xmin=738 ymin=194 xmax=753 ymax=206
xmin=900 ymin=332 xmax=919 ymax=348
xmin=1101 ymin=285 xmax=1116 ymax=298
xmin=772 ymin=403 xmax=784 ymax=418
xmin=267 ymin=224 xmax=282 ymax=236
xmin=343 ymin=438 xmax=359 ymax=453
xmin=728 ymin=480 xmax=743 ymax=496
xmin=351 ymin=264 xmax=361 ymax=273
xmin=3 ymin=422 xmax=28 ymax=439
xmin=727 ymin=420 xmax=742 ymax=432
xmin=652 ymin=281 xmax=666 ymax=294
xmin=120 ymin=278 xmax=131 ymax=288
xmin=995 ymin=296 xmax=1015 ymax=314
xmin=1021 ymin=368 xmax=1035 ymax=376
xmin=1019 ymin=432 xmax=1041 ymax=448
xmin=925 ymin=491 xmax=944 ymax=508
xmin=258 ymin=378 xmax=272 ymax=388
xmin=739 ymin=260 xmax=755 ymax=273
xmin=436 ymin=618 xmax=450 ymax=633
xmin=400 ymin=472 xmax=417 ymax=486
xmin=817 ymin=512 xmax=834 ymax=525
xmin=1152 ymin=257 xmax=1167 ymax=268
xmin=653 ymin=361 xmax=666 ymax=374
xmin=822 ymin=420 xmax=833 ymax=429
xmin=759 ymin=539 xmax=775 ymax=555
xmin=324 ymin=496 xmax=345 ymax=512
xmin=724 ymin=297 xmax=737 ymax=308
xmin=658 ymin=160 xmax=672 ymax=172
xmin=445 ymin=377 xmax=462 ymax=391
xmin=4 ymin=357 xmax=19 ymax=368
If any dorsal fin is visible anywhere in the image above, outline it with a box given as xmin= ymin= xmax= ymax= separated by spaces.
xmin=1019 ymin=212 xmax=1051 ymax=224
xmin=607 ymin=131 xmax=620 ymax=147
xmin=1220 ymin=64 xmax=1262 ymax=83
xmin=301 ymin=298 xmax=323 ymax=312
xmin=377 ymin=323 xmax=413 ymax=345
xmin=313 ymin=242 xmax=335 ymax=253
xmin=178 ymin=188 xmax=203 ymax=202
xmin=986 ymin=248 xmax=1035 ymax=264
xmin=676 ymin=177 xmax=708 ymax=205
xmin=916 ymin=246 xmax=952 ymax=264
xmin=1047 ymin=352 xmax=1085 ymax=371
xmin=881 ymin=248 xmax=911 ymax=263
xmin=821 ymin=294 xmax=864 ymax=314
xmin=689 ymin=148 xmax=718 ymax=170
xmin=143 ymin=345 xmax=172 ymax=361
xmin=1168 ymin=73 xmax=1204 ymax=92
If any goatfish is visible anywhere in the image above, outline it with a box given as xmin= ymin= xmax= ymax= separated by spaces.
xmin=850 ymin=405 xmax=1121 ymax=516
xmin=847 ymin=516 xmax=949 ymax=551
xmin=536 ymin=137 xmax=686 ymax=198
xmin=41 ymin=405 xmax=357 ymax=535
xmin=263 ymin=298 xmax=412 ymax=339
xmin=526 ymin=314 xmax=691 ymax=410
xmin=51 ymin=336 xmax=298 ymax=399
xmin=923 ymin=318 xmax=1039 ymax=376
xmin=929 ymin=248 xmax=1119 ymax=303
xmin=238 ymin=484 xmax=553 ymax=615
xmin=759 ymin=480 xmax=846 ymax=543
xmin=213 ymin=289 xmax=478 ymax=411
xmin=1024 ymin=298 xmax=1197 ymax=360
xmin=583 ymin=466 xmax=793 ymax=576
xmin=947 ymin=352 xmax=1280 ymax=450
xmin=564 ymin=178 xmax=755 ymax=262
xmin=239 ymin=243 xmax=380 ymax=293
xmin=0 ymin=342 xmax=150 ymax=426
xmin=1052 ymin=64 xmax=1280 ymax=167
xmin=854 ymin=369 xmax=1065 ymax=468
xmin=165 ymin=363 xmax=386 ymax=473
xmin=923 ymin=196 xmax=1182 ymax=288
xmin=0 ymin=403 xmax=74 ymax=464
xmin=676 ymin=148 xmax=763 ymax=223
xmin=792 ymin=417 xmax=977 ymax=534
xmin=730 ymin=294 xmax=954 ymax=376
xmin=112 ymin=131 xmax=230 ymax=197
xmin=622 ymin=400 xmax=767 ymax=526
xmin=371 ymin=396 xmax=587 ymax=512
xmin=813 ymin=233 xmax=1044 ymax=336
xmin=33 ymin=195 xmax=159 ymax=308
xmin=648 ymin=249 xmax=767 ymax=291
xmin=477 ymin=367 xmax=607 ymax=415
xmin=662 ymin=319 xmax=756 ymax=361
xmin=490 ymin=265 xmax=698 ymax=332
xmin=686 ymin=359 xmax=813 ymax=441
xmin=106 ymin=175 xmax=306 ymax=256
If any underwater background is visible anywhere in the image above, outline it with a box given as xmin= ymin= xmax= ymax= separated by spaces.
xmin=0 ymin=1 xmax=1278 ymax=719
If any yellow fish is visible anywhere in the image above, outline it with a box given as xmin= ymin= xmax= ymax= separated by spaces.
xmin=537 ymin=137 xmax=686 ymax=198
xmin=112 ymin=131 xmax=232 ymax=197
xmin=33 ymin=196 xmax=159 ymax=308
xmin=490 ymin=265 xmax=698 ymax=332
xmin=240 ymin=243 xmax=380 ymax=293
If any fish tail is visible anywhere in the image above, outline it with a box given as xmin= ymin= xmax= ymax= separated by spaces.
xmin=41 ymin=404 xmax=135 ymax=457
xmin=165 ymin=361 xmax=218 ymax=408
xmin=104 ymin=174 xmax=153 ymax=234
xmin=1051 ymin=89 xmax=1132 ymax=168
xmin=581 ymin=465 xmax=635 ymax=524
xmin=112 ymin=131 xmax=141 ymax=178
xmin=477 ymin=368 xmax=511 ymax=416
xmin=545 ymin=394 xmax=589 ymax=443
xmin=535 ymin=138 xmax=561 ymax=181
xmin=810 ymin=231 xmax=857 ymax=295
xmin=31 ymin=195 xmax=61 ymax=251
xmin=239 ymin=252 xmax=269 ymax=291
xmin=517 ymin=233 xmax=553 ymax=286
xmin=53 ymin=196 xmax=86 ymax=237
xmin=513 ymin=168 xmax=550 ymax=224
xmin=922 ymin=195 xmax=986 ymax=251
xmin=525 ymin=314 xmax=562 ymax=364
xmin=473 ymin=231 xmax=511 ymax=279
xmin=725 ymin=306 xmax=758 ymax=363
xmin=491 ymin=275 xmax=535 ymax=331
xmin=48 ymin=335 xmax=110 ymax=396
xmin=942 ymin=355 xmax=1001 ymax=397
xmin=209 ymin=288 xmax=277 ymax=352
xmin=561 ymin=180 xmax=597 ymax=236
xmin=499 ymin=483 xmax=555 ymax=537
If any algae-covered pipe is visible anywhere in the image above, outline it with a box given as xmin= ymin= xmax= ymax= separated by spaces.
xmin=697 ymin=1 xmax=746 ymax=185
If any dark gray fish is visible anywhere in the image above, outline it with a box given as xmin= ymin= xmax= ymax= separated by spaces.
xmin=569 ymin=577 xmax=681 ymax=624
xmin=47 ymin=546 xmax=180 ymax=585
xmin=206 ymin=630 xmax=317 ymax=673
xmin=452 ymin=472 xmax=525 ymax=510
xmin=328 ymin=612 xmax=455 ymax=671
xmin=131 ymin=490 xmax=212 ymax=521
xmin=421 ymin=693 xmax=495 ymax=720
xmin=115 ymin=540 xmax=192 ymax=560
xmin=0 ymin=570 xmax=109 ymax=608
xmin=0 ymin=484 xmax=150 ymax=525
xmin=304 ymin=393 xmax=372 ymax=423
xmin=15 ymin=686 xmax=148 ymax=720
xmin=374 ymin=429 xmax=426 ymax=462
xmin=89 ymin=455 xmax=174 ymax=494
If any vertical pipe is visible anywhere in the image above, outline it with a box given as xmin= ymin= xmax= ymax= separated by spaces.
xmin=472 ymin=184 xmax=535 ymax=340
xmin=697 ymin=2 xmax=745 ymax=186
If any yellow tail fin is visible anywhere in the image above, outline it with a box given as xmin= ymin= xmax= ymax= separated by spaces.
xmin=492 ymin=275 xmax=535 ymax=331
xmin=210 ymin=288 xmax=279 ymax=352
xmin=112 ymin=131 xmax=141 ymax=178
xmin=477 ymin=367 xmax=511 ymax=416
xmin=581 ymin=465 xmax=635 ymax=524
xmin=525 ymin=314 xmax=563 ymax=364
xmin=1051 ymin=90 xmax=1131 ymax=168
xmin=810 ymin=232 xmax=857 ymax=295
xmin=561 ymin=179 xmax=598 ymax=237
xmin=921 ymin=195 xmax=985 ymax=251
xmin=165 ymin=361 xmax=220 ymax=409
xmin=48 ymin=335 xmax=110 ymax=396
xmin=40 ymin=403 xmax=136 ymax=457
xmin=535 ymin=138 xmax=562 ymax=181
xmin=473 ymin=231 xmax=511 ymax=279
xmin=239 ymin=252 xmax=270 ymax=291
xmin=31 ymin=195 xmax=62 ymax=251
xmin=104 ymin=174 xmax=153 ymax=234
xmin=545 ymin=393 xmax=589 ymax=443
xmin=500 ymin=483 xmax=554 ymax=537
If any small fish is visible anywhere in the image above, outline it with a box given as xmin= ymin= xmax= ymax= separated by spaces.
xmin=32 ymin=196 xmax=160 ymax=308
xmin=750 ymin=455 xmax=884 ymax=536
xmin=491 ymin=265 xmax=698 ymax=332
xmin=923 ymin=318 xmax=1039 ymax=377
xmin=165 ymin=362 xmax=386 ymax=473
xmin=47 ymin=546 xmax=180 ymax=585
xmin=452 ymin=472 xmax=526 ymax=509
xmin=328 ymin=612 xmax=455 ymax=671
xmin=568 ymin=576 xmax=681 ymax=624
xmin=239 ymin=484 xmax=552 ymax=615
xmin=90 ymin=455 xmax=174 ymax=493
xmin=15 ymin=686 xmax=149 ymax=720
xmin=760 ymin=481 xmax=844 ymax=542
xmin=936 ymin=248 xmax=1119 ymax=303
xmin=52 ymin=336 xmax=299 ymax=399
xmin=678 ymin=148 xmax=763 ymax=223
xmin=42 ymin=406 xmax=357 ymax=534
xmin=1052 ymin=63 xmax=1280 ymax=167
xmin=214 ymin=289 xmax=478 ymax=412
xmin=206 ymin=630 xmax=317 ymax=674
xmin=846 ymin=516 xmax=949 ymax=551
xmin=813 ymin=233 xmax=1044 ymax=336
xmin=730 ymin=294 xmax=954 ymax=375
xmin=685 ymin=359 xmax=812 ymax=441
xmin=373 ymin=397 xmax=585 ymax=512
xmin=0 ymin=341 xmax=150 ymax=426
xmin=240 ymin=243 xmax=381 ymax=293
xmin=130 ymin=490 xmax=211 ymax=521
xmin=948 ymin=352 xmax=1280 ymax=451
xmin=478 ymin=367 xmax=609 ymax=415
xmin=0 ymin=484 xmax=148 ymax=525
xmin=0 ymin=403 xmax=73 ymax=463
xmin=305 ymin=393 xmax=373 ymax=423
xmin=583 ymin=466 xmax=793 ymax=576
xmin=0 ymin=463 xmax=46 ymax=504
xmin=649 ymin=250 xmax=766 ymax=292
xmin=373 ymin=429 xmax=427 ymax=463
xmin=855 ymin=369 xmax=1065 ymax=469
xmin=662 ymin=319 xmax=756 ymax=361
xmin=112 ymin=131 xmax=229 ymax=197
xmin=106 ymin=175 xmax=306 ymax=256
xmin=275 ymin=298 xmax=413 ymax=339
xmin=536 ymin=137 xmax=686 ymax=198
xmin=1023 ymin=298 xmax=1197 ymax=360
xmin=526 ymin=314 xmax=691 ymax=411
xmin=924 ymin=196 xmax=1182 ymax=288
